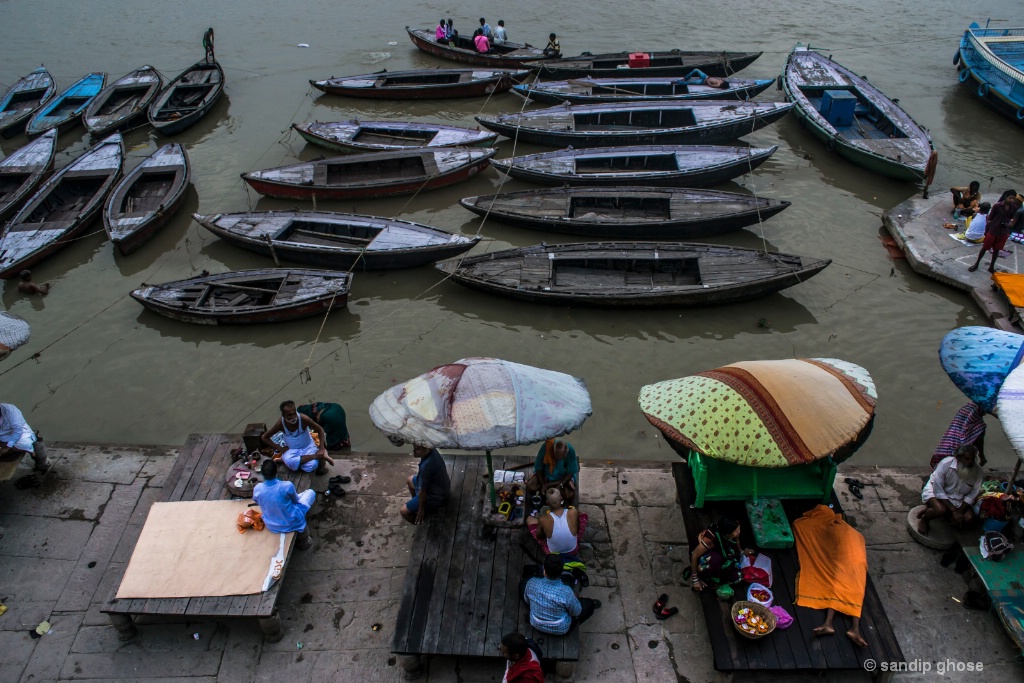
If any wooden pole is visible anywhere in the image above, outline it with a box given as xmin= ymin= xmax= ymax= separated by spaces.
xmin=486 ymin=449 xmax=497 ymax=511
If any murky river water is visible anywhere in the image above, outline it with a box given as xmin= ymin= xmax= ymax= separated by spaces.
xmin=2 ymin=0 xmax=1023 ymax=467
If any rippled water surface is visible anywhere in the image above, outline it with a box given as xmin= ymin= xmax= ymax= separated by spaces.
xmin=2 ymin=0 xmax=1023 ymax=467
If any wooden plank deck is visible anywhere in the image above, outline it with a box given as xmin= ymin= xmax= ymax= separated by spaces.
xmin=392 ymin=454 xmax=580 ymax=671
xmin=672 ymin=462 xmax=904 ymax=675
xmin=101 ymin=433 xmax=313 ymax=642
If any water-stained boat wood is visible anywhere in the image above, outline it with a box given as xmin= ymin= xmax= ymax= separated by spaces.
xmin=490 ymin=144 xmax=777 ymax=188
xmin=83 ymin=65 xmax=163 ymax=137
xmin=0 ymin=68 xmax=56 ymax=138
xmin=459 ymin=186 xmax=790 ymax=239
xmin=476 ymin=100 xmax=793 ymax=147
xmin=309 ymin=68 xmax=529 ymax=99
xmin=0 ymin=130 xmax=57 ymax=223
xmin=26 ymin=72 xmax=105 ymax=138
xmin=436 ymin=242 xmax=830 ymax=307
xmin=782 ymin=46 xmax=935 ymax=181
xmin=131 ymin=268 xmax=352 ymax=325
xmin=104 ymin=143 xmax=191 ymax=255
xmin=293 ymin=120 xmax=497 ymax=154
xmin=148 ymin=60 xmax=224 ymax=135
xmin=241 ymin=147 xmax=496 ymax=200
xmin=0 ymin=134 xmax=123 ymax=279
xmin=526 ymin=51 xmax=762 ymax=80
xmin=406 ymin=27 xmax=551 ymax=67
xmin=512 ymin=75 xmax=775 ymax=105
xmin=196 ymin=210 xmax=481 ymax=270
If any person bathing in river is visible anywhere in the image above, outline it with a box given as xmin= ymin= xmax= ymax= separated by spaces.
xmin=17 ymin=270 xmax=49 ymax=296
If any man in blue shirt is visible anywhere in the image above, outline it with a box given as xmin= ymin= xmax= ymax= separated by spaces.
xmin=253 ymin=459 xmax=316 ymax=549
xmin=400 ymin=445 xmax=451 ymax=524
xmin=479 ymin=18 xmax=493 ymax=39
xmin=523 ymin=554 xmax=600 ymax=634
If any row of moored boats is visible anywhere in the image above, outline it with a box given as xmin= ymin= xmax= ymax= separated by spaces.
xmin=0 ymin=31 xmax=950 ymax=324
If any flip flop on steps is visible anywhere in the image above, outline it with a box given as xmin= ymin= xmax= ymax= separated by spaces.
xmin=653 ymin=593 xmax=669 ymax=615
xmin=656 ymin=607 xmax=679 ymax=620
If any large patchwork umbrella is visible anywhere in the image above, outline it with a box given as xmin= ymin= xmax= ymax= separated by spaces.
xmin=369 ymin=357 xmax=592 ymax=505
xmin=638 ymin=358 xmax=876 ymax=467
xmin=0 ymin=311 xmax=30 ymax=361
xmin=939 ymin=326 xmax=1024 ymax=414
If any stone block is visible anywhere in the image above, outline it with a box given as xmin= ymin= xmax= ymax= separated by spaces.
xmin=0 ymin=556 xmax=76 ymax=603
xmin=138 ymin=453 xmax=177 ymax=488
xmin=580 ymin=467 xmax=618 ymax=505
xmin=59 ymin=650 xmax=223 ymax=679
xmin=129 ymin=486 xmax=163 ymax=525
xmin=579 ymin=585 xmax=623 ymax=635
xmin=627 ymin=623 xmax=681 ymax=683
xmin=255 ymin=651 xmax=320 ymax=680
xmin=278 ymin=567 xmax=402 ymax=604
xmin=110 ymin=524 xmax=143 ymax=565
xmin=0 ymin=601 xmax=55 ymax=634
xmin=264 ymin=600 xmax=396 ymax=652
xmin=296 ymin=520 xmax=415 ymax=572
xmin=665 ymin=632 xmax=716 ymax=682
xmin=636 ymin=505 xmax=687 ymax=544
xmin=0 ymin=629 xmax=36 ymax=670
xmin=344 ymin=456 xmax=417 ymax=496
xmin=573 ymin=632 xmax=634 ymax=682
xmin=0 ymin=514 xmax=93 ymax=560
xmin=55 ymin=449 xmax=149 ymax=485
xmin=0 ymin=480 xmax=113 ymax=521
xmin=17 ymin=612 xmax=83 ymax=683
xmin=70 ymin=622 xmax=227 ymax=654
xmin=616 ymin=470 xmax=677 ymax=508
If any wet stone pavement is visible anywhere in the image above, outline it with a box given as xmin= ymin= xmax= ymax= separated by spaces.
xmin=0 ymin=443 xmax=1021 ymax=682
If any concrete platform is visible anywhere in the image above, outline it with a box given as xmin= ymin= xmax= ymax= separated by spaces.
xmin=882 ymin=194 xmax=1023 ymax=331
xmin=0 ymin=441 xmax=1022 ymax=682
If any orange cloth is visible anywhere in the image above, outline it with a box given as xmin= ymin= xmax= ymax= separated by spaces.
xmin=542 ymin=438 xmax=557 ymax=472
xmin=992 ymin=273 xmax=1024 ymax=308
xmin=792 ymin=505 xmax=867 ymax=618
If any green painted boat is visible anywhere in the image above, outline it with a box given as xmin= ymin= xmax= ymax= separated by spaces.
xmin=781 ymin=45 xmax=935 ymax=183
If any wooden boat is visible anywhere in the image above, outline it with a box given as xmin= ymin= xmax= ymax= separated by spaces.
xmin=25 ymin=72 xmax=105 ymax=138
xmin=104 ymin=143 xmax=191 ymax=255
xmin=526 ymin=50 xmax=762 ymax=80
xmin=476 ymin=100 xmax=793 ymax=147
xmin=0 ymin=134 xmax=123 ymax=279
xmin=0 ymin=130 xmax=57 ymax=223
xmin=309 ymin=68 xmax=529 ymax=99
xmin=956 ymin=22 xmax=1024 ymax=126
xmin=148 ymin=59 xmax=224 ymax=135
xmin=130 ymin=268 xmax=352 ymax=325
xmin=511 ymin=75 xmax=775 ymax=105
xmin=781 ymin=46 xmax=935 ymax=182
xmin=195 ymin=210 xmax=481 ymax=270
xmin=0 ymin=67 xmax=56 ymax=138
xmin=490 ymin=144 xmax=777 ymax=188
xmin=459 ymin=186 xmax=791 ymax=239
xmin=435 ymin=242 xmax=830 ymax=307
xmin=83 ymin=65 xmax=163 ymax=137
xmin=405 ymin=26 xmax=551 ymax=67
xmin=241 ymin=147 xmax=496 ymax=200
xmin=293 ymin=120 xmax=497 ymax=154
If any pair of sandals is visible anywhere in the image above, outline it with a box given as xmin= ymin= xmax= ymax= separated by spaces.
xmin=845 ymin=477 xmax=871 ymax=500
xmin=326 ymin=475 xmax=351 ymax=496
xmin=652 ymin=593 xmax=678 ymax=620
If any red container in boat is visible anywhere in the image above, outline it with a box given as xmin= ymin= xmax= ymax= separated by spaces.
xmin=628 ymin=52 xmax=650 ymax=69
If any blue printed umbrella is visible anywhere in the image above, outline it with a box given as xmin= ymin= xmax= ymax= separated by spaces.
xmin=939 ymin=326 xmax=1024 ymax=414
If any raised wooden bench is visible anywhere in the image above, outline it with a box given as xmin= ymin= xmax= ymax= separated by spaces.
xmin=672 ymin=462 xmax=904 ymax=681
xmin=689 ymin=449 xmax=837 ymax=508
xmin=392 ymin=453 xmax=579 ymax=679
xmin=101 ymin=433 xmax=312 ymax=642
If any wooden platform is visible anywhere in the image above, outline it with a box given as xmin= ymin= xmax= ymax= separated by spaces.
xmin=101 ymin=433 xmax=313 ymax=642
xmin=392 ymin=454 xmax=579 ymax=674
xmin=672 ymin=462 xmax=904 ymax=677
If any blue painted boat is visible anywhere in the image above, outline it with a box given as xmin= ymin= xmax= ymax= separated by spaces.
xmin=26 ymin=72 xmax=106 ymax=138
xmin=955 ymin=22 xmax=1024 ymax=125
xmin=0 ymin=67 xmax=56 ymax=138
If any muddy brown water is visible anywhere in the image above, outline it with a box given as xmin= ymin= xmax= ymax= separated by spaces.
xmin=1 ymin=1 xmax=1023 ymax=469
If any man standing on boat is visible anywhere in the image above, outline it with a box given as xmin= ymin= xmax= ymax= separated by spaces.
xmin=262 ymin=400 xmax=333 ymax=475
xmin=203 ymin=27 xmax=215 ymax=63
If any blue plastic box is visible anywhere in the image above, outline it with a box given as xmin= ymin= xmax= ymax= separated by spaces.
xmin=820 ymin=90 xmax=857 ymax=127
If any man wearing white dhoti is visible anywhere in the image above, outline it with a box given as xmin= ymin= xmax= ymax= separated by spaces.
xmin=262 ymin=400 xmax=333 ymax=475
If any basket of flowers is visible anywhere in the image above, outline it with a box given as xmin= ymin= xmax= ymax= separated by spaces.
xmin=731 ymin=600 xmax=777 ymax=639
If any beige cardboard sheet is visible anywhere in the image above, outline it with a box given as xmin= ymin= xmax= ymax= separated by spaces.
xmin=115 ymin=500 xmax=293 ymax=599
